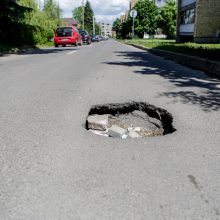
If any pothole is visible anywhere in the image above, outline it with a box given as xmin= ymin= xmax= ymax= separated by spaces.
xmin=85 ymin=102 xmax=176 ymax=139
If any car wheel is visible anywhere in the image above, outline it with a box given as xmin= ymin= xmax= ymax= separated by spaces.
xmin=80 ymin=39 xmax=83 ymax=46
xmin=75 ymin=40 xmax=78 ymax=47
xmin=55 ymin=44 xmax=58 ymax=47
xmin=62 ymin=45 xmax=66 ymax=47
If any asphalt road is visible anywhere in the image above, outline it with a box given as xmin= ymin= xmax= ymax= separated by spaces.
xmin=0 ymin=40 xmax=220 ymax=220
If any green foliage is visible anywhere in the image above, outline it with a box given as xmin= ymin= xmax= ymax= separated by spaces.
xmin=113 ymin=18 xmax=122 ymax=38
xmin=73 ymin=1 xmax=94 ymax=34
xmin=0 ymin=0 xmax=62 ymax=47
xmin=113 ymin=0 xmax=177 ymax=39
xmin=0 ymin=0 xmax=33 ymax=45
xmin=44 ymin=0 xmax=61 ymax=20
xmin=113 ymin=0 xmax=158 ymax=39
xmin=72 ymin=6 xmax=83 ymax=25
xmin=158 ymin=0 xmax=177 ymax=39
xmin=133 ymin=0 xmax=158 ymax=38
xmin=95 ymin=23 xmax=101 ymax=35
xmin=84 ymin=1 xmax=94 ymax=34
xmin=122 ymin=39 xmax=220 ymax=61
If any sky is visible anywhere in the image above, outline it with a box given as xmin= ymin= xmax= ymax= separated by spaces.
xmin=49 ymin=0 xmax=130 ymax=24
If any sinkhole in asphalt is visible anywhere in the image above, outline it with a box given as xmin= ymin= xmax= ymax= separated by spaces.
xmin=85 ymin=102 xmax=176 ymax=139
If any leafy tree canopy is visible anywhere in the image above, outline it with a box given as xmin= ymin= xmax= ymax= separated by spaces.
xmin=0 ymin=0 xmax=32 ymax=45
xmin=158 ymin=0 xmax=177 ymax=39
xmin=43 ymin=0 xmax=62 ymax=20
xmin=72 ymin=6 xmax=83 ymax=25
xmin=84 ymin=1 xmax=94 ymax=34
xmin=133 ymin=0 xmax=158 ymax=38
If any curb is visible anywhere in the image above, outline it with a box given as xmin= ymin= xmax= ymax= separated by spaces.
xmin=127 ymin=43 xmax=220 ymax=77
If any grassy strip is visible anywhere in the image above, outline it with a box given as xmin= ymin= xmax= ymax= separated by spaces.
xmin=122 ymin=39 xmax=220 ymax=62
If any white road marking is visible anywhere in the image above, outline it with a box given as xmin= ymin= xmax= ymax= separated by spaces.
xmin=67 ymin=51 xmax=77 ymax=55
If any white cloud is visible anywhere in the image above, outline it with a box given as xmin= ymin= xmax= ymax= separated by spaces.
xmin=54 ymin=0 xmax=130 ymax=24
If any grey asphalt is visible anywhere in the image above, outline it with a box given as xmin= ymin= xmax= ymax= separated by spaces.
xmin=0 ymin=40 xmax=220 ymax=220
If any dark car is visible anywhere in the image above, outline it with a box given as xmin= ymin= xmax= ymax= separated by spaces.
xmin=91 ymin=35 xmax=99 ymax=42
xmin=54 ymin=26 xmax=82 ymax=47
xmin=79 ymin=30 xmax=91 ymax=44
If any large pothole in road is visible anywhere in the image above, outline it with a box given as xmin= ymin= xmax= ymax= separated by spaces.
xmin=85 ymin=102 xmax=176 ymax=139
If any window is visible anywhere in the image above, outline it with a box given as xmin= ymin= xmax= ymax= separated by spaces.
xmin=180 ymin=8 xmax=195 ymax=24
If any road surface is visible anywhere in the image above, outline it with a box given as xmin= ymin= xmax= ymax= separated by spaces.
xmin=0 ymin=40 xmax=220 ymax=220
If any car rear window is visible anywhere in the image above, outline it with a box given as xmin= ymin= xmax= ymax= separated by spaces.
xmin=56 ymin=27 xmax=72 ymax=37
xmin=79 ymin=30 xmax=87 ymax=36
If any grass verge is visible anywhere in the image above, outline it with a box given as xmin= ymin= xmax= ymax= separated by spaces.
xmin=121 ymin=39 xmax=220 ymax=62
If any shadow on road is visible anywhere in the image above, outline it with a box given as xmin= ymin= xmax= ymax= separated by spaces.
xmin=0 ymin=47 xmax=78 ymax=57
xmin=104 ymin=51 xmax=220 ymax=112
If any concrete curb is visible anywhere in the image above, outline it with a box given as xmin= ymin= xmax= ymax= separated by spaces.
xmin=127 ymin=43 xmax=220 ymax=77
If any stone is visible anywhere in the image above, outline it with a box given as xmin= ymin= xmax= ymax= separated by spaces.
xmin=128 ymin=131 xmax=141 ymax=138
xmin=107 ymin=125 xmax=127 ymax=138
xmin=134 ymin=127 xmax=141 ymax=132
xmin=87 ymin=114 xmax=109 ymax=131
xmin=89 ymin=129 xmax=109 ymax=137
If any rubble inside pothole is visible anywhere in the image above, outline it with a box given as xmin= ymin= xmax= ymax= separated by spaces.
xmin=86 ymin=102 xmax=175 ymax=139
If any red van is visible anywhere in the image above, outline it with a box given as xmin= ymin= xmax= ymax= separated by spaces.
xmin=54 ymin=26 xmax=82 ymax=47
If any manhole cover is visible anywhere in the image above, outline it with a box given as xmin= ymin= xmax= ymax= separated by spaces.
xmin=85 ymin=102 xmax=176 ymax=139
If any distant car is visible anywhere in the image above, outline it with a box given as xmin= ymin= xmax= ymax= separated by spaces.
xmin=91 ymin=35 xmax=99 ymax=42
xmin=54 ymin=26 xmax=82 ymax=47
xmin=96 ymin=35 xmax=102 ymax=41
xmin=79 ymin=30 xmax=91 ymax=44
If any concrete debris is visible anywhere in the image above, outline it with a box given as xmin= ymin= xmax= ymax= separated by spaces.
xmin=128 ymin=131 xmax=140 ymax=138
xmin=87 ymin=114 xmax=109 ymax=131
xmin=89 ymin=129 xmax=109 ymax=137
xmin=107 ymin=125 xmax=127 ymax=138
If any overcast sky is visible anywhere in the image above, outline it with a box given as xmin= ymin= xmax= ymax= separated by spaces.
xmin=53 ymin=0 xmax=130 ymax=24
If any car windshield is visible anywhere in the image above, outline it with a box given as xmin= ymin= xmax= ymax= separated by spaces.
xmin=56 ymin=27 xmax=72 ymax=37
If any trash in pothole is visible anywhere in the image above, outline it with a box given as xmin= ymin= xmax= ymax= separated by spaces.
xmin=85 ymin=102 xmax=176 ymax=139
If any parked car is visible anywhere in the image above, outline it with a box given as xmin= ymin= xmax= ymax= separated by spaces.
xmin=54 ymin=26 xmax=82 ymax=47
xmin=79 ymin=30 xmax=91 ymax=44
xmin=91 ymin=35 xmax=99 ymax=42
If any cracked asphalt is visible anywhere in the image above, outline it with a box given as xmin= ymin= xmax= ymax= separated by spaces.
xmin=0 ymin=40 xmax=220 ymax=220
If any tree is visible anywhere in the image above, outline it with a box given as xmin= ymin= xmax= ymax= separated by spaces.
xmin=0 ymin=0 xmax=32 ymax=45
xmin=113 ymin=18 xmax=122 ymax=37
xmin=72 ymin=6 xmax=83 ymax=25
xmin=43 ymin=0 xmax=61 ymax=21
xmin=84 ymin=1 xmax=94 ymax=34
xmin=158 ymin=0 xmax=177 ymax=39
xmin=19 ymin=0 xmax=62 ymax=44
xmin=133 ymin=0 xmax=159 ymax=38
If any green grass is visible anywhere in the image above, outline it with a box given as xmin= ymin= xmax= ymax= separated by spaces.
xmin=121 ymin=39 xmax=220 ymax=62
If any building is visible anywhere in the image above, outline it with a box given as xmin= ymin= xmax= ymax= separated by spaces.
xmin=101 ymin=23 xmax=113 ymax=36
xmin=176 ymin=0 xmax=220 ymax=43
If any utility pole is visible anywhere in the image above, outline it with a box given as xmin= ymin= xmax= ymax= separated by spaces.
xmin=93 ymin=16 xmax=95 ymax=35
xmin=82 ymin=0 xmax=85 ymax=30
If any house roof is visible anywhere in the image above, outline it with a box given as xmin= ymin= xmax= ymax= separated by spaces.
xmin=61 ymin=18 xmax=78 ymax=27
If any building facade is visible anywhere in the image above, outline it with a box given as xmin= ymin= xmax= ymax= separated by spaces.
xmin=101 ymin=23 xmax=113 ymax=36
xmin=176 ymin=0 xmax=220 ymax=43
